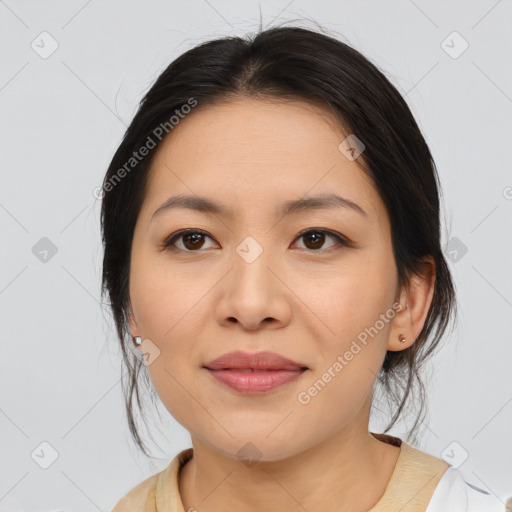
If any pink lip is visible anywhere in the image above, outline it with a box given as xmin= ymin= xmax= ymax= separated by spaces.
xmin=205 ymin=368 xmax=306 ymax=394
xmin=204 ymin=350 xmax=307 ymax=371
xmin=203 ymin=351 xmax=308 ymax=395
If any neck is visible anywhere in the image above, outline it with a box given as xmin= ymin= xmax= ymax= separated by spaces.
xmin=179 ymin=427 xmax=401 ymax=512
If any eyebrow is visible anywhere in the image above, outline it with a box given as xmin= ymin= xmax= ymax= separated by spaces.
xmin=151 ymin=192 xmax=368 ymax=221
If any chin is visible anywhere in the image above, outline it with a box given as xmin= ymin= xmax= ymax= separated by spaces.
xmin=201 ymin=429 xmax=307 ymax=464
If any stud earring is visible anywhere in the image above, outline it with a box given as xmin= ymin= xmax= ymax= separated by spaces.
xmin=132 ymin=335 xmax=142 ymax=346
xmin=398 ymin=334 xmax=406 ymax=344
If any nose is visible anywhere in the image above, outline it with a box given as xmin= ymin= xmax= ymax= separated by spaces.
xmin=215 ymin=245 xmax=292 ymax=331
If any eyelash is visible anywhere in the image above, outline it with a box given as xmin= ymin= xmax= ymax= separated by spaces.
xmin=162 ymin=228 xmax=352 ymax=253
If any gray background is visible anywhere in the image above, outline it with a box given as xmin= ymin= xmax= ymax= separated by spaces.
xmin=1 ymin=0 xmax=511 ymax=510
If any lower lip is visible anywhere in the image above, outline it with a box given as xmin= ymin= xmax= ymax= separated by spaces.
xmin=205 ymin=368 xmax=306 ymax=395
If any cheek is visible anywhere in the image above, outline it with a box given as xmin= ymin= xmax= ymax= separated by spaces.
xmin=291 ymin=252 xmax=396 ymax=388
xmin=129 ymin=257 xmax=208 ymax=395
xmin=293 ymin=275 xmax=394 ymax=430
xmin=302 ymin=265 xmax=395 ymax=343
xmin=129 ymin=275 xmax=204 ymax=426
xmin=130 ymin=252 xmax=206 ymax=339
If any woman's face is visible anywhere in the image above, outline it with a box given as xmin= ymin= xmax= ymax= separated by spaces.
xmin=128 ymin=98 xmax=405 ymax=461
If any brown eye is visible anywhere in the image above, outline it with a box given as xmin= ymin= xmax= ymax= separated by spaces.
xmin=163 ymin=228 xmax=350 ymax=253
xmin=294 ymin=229 xmax=349 ymax=252
xmin=181 ymin=232 xmax=206 ymax=250
xmin=164 ymin=230 xmax=216 ymax=252
xmin=303 ymin=231 xmax=325 ymax=250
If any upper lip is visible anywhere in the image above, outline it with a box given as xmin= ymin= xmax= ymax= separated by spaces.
xmin=203 ymin=351 xmax=308 ymax=371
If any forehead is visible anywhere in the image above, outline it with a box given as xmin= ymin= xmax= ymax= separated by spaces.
xmin=142 ymin=97 xmax=384 ymax=224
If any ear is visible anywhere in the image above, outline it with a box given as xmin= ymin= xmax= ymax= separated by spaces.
xmin=388 ymin=256 xmax=436 ymax=351
xmin=128 ymin=300 xmax=140 ymax=338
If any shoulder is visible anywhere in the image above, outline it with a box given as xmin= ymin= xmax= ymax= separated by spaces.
xmin=110 ymin=471 xmax=161 ymax=512
xmin=426 ymin=467 xmax=505 ymax=512
xmin=110 ymin=448 xmax=194 ymax=512
xmin=371 ymin=433 xmax=508 ymax=512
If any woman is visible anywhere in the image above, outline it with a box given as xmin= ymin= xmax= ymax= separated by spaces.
xmin=100 ymin=25 xmax=505 ymax=512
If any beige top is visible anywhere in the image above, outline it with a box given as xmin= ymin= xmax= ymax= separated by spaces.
xmin=111 ymin=432 xmax=450 ymax=512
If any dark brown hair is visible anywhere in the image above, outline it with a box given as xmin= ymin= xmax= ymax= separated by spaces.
xmin=100 ymin=24 xmax=457 ymax=458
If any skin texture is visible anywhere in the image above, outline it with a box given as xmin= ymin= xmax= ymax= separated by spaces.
xmin=128 ymin=97 xmax=436 ymax=511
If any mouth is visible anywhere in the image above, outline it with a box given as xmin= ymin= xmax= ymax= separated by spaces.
xmin=202 ymin=351 xmax=309 ymax=394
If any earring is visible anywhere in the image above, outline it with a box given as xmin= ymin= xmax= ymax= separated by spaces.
xmin=132 ymin=335 xmax=142 ymax=346
xmin=398 ymin=334 xmax=406 ymax=344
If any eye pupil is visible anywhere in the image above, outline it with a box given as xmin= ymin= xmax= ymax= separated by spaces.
xmin=183 ymin=232 xmax=205 ymax=250
xmin=304 ymin=231 xmax=325 ymax=250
